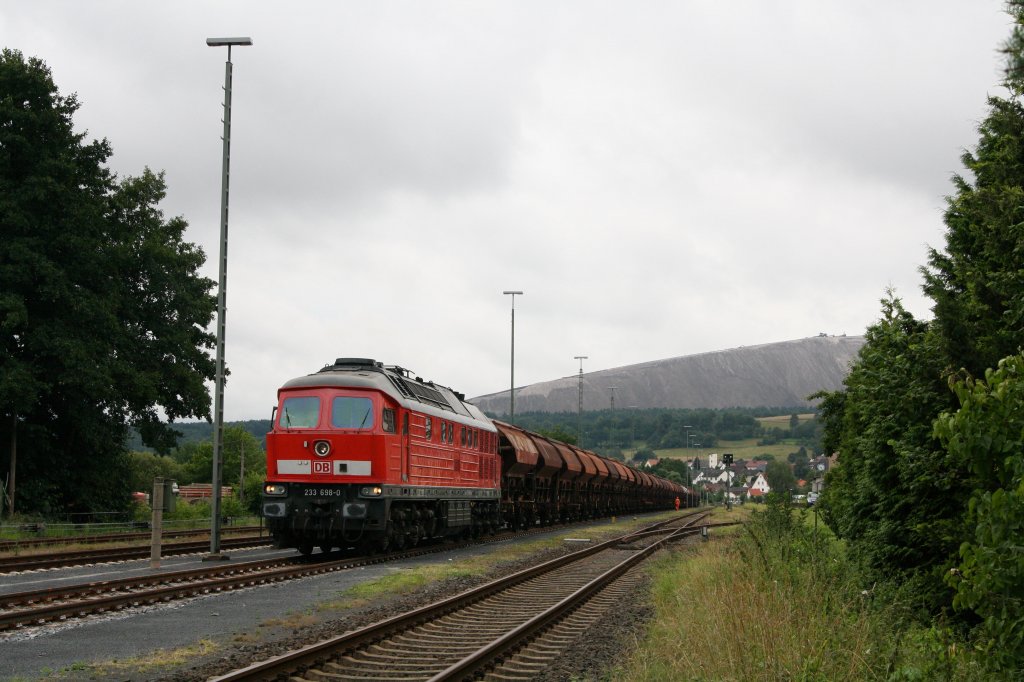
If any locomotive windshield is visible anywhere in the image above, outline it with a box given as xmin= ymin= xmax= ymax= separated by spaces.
xmin=331 ymin=396 xmax=374 ymax=430
xmin=279 ymin=396 xmax=320 ymax=429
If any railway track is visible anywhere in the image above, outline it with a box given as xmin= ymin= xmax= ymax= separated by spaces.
xmin=1 ymin=513 xmax=705 ymax=633
xmin=0 ymin=525 xmax=264 ymax=552
xmin=209 ymin=512 xmax=713 ymax=682
xmin=0 ymin=534 xmax=273 ymax=573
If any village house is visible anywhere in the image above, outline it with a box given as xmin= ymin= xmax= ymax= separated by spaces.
xmin=746 ymin=472 xmax=770 ymax=495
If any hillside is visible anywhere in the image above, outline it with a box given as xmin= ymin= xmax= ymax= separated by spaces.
xmin=470 ymin=335 xmax=864 ymax=416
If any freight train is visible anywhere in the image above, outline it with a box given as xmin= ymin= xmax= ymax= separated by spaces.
xmin=261 ymin=358 xmax=691 ymax=555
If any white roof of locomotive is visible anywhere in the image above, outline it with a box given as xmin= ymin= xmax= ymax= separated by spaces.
xmin=280 ymin=358 xmax=496 ymax=431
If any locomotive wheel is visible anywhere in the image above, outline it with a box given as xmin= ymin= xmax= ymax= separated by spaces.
xmin=367 ymin=533 xmax=389 ymax=554
xmin=319 ymin=544 xmax=332 ymax=555
xmin=298 ymin=541 xmax=315 ymax=556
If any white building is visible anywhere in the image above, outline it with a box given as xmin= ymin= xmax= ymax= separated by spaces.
xmin=747 ymin=472 xmax=771 ymax=495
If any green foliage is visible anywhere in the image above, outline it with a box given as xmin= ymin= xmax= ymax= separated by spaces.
xmin=764 ymin=459 xmax=796 ymax=493
xmin=815 ymin=8 xmax=1024 ymax=662
xmin=126 ymin=451 xmax=183 ymax=493
xmin=535 ymin=425 xmax=576 ymax=445
xmin=937 ymin=354 xmax=1024 ymax=673
xmin=174 ymin=426 xmax=264 ymax=487
xmin=506 ymin=406 xmax=814 ymax=455
xmin=649 ymin=456 xmax=692 ymax=484
xmin=126 ymin=419 xmax=271 ymax=453
xmin=0 ymin=50 xmax=215 ymax=516
xmin=631 ymin=446 xmax=657 ymax=464
xmin=921 ymin=2 xmax=1024 ymax=381
xmin=819 ymin=294 xmax=966 ymax=616
xmin=922 ymin=108 xmax=1024 ymax=378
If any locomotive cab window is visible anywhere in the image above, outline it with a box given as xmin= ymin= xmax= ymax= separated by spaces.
xmin=424 ymin=417 xmax=432 ymax=440
xmin=280 ymin=396 xmax=320 ymax=429
xmin=330 ymin=396 xmax=374 ymax=430
xmin=382 ymin=408 xmax=396 ymax=433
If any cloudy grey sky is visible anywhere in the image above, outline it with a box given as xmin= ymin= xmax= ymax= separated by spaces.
xmin=3 ymin=1 xmax=1013 ymax=420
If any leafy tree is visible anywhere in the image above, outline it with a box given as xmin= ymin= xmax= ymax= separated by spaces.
xmin=819 ymin=294 xmax=967 ymax=615
xmin=177 ymin=426 xmax=263 ymax=488
xmin=764 ymin=460 xmax=796 ymax=494
xmin=937 ymin=354 xmax=1024 ymax=672
xmin=788 ymin=448 xmax=810 ymax=479
xmin=537 ymin=425 xmax=576 ymax=446
xmin=0 ymin=50 xmax=216 ymax=515
xmin=126 ymin=451 xmax=182 ymax=493
xmin=632 ymin=447 xmax=656 ymax=464
xmin=650 ymin=456 xmax=692 ymax=485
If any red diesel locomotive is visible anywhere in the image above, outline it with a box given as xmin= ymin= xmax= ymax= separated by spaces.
xmin=262 ymin=358 xmax=687 ymax=554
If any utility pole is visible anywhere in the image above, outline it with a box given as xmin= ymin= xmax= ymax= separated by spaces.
xmin=503 ymin=291 xmax=523 ymax=421
xmin=574 ymin=356 xmax=588 ymax=447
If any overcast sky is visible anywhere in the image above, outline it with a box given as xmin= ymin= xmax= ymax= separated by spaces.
xmin=3 ymin=1 xmax=1013 ymax=421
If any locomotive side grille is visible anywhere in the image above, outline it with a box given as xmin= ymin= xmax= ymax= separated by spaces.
xmin=385 ymin=374 xmax=414 ymax=399
xmin=392 ymin=376 xmax=455 ymax=412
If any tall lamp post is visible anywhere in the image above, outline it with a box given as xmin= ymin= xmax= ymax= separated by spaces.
xmin=574 ymin=355 xmax=587 ymax=447
xmin=693 ymin=443 xmax=703 ymax=505
xmin=502 ymin=291 xmax=523 ymax=421
xmin=206 ymin=36 xmax=252 ymax=560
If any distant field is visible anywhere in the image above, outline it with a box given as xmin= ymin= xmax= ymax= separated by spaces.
xmin=624 ymin=413 xmax=818 ymax=463
xmin=756 ymin=413 xmax=816 ymax=429
xmin=656 ymin=438 xmax=806 ymax=462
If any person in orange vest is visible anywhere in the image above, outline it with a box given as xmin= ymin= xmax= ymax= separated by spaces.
xmin=674 ymin=496 xmax=680 ymax=511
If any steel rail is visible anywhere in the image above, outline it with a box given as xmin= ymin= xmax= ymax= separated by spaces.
xmin=428 ymin=524 xmax=700 ymax=681
xmin=0 ymin=514 xmax=676 ymax=631
xmin=207 ymin=516 xmax=700 ymax=682
xmin=0 ymin=556 xmax=295 ymax=610
xmin=0 ymin=525 xmax=264 ymax=552
xmin=0 ymin=535 xmax=272 ymax=573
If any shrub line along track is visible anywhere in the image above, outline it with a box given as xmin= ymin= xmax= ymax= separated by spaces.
xmin=210 ymin=512 xmax=719 ymax=682
xmin=0 ymin=513 xmax=707 ymax=633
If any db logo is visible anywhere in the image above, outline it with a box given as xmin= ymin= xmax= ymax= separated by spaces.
xmin=312 ymin=461 xmax=332 ymax=475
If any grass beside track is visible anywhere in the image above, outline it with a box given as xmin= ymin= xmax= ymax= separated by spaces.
xmin=612 ymin=505 xmax=985 ymax=682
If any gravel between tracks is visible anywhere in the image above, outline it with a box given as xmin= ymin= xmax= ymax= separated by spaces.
xmin=156 ymin=541 xmax=660 ymax=682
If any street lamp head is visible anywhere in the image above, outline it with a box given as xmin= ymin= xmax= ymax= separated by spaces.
xmin=503 ymin=290 xmax=523 ymax=296
xmin=207 ymin=37 xmax=254 ymax=47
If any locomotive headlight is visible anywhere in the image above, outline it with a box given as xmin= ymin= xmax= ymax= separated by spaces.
xmin=313 ymin=440 xmax=331 ymax=457
xmin=264 ymin=483 xmax=287 ymax=496
xmin=360 ymin=486 xmax=383 ymax=497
